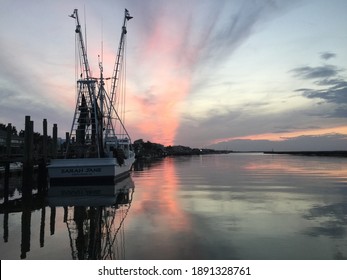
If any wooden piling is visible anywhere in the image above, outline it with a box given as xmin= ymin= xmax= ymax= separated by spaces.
xmin=43 ymin=119 xmax=48 ymax=161
xmin=65 ymin=132 xmax=69 ymax=155
xmin=38 ymin=119 xmax=48 ymax=195
xmin=6 ymin=123 xmax=12 ymax=157
xmin=21 ymin=115 xmax=34 ymax=258
xmin=4 ymin=123 xmax=12 ymax=202
xmin=3 ymin=124 xmax=14 ymax=242
xmin=50 ymin=206 xmax=56 ymax=235
xmin=4 ymin=123 xmax=12 ymax=203
xmin=40 ymin=207 xmax=46 ymax=247
xmin=3 ymin=210 xmax=8 ymax=243
xmin=1 ymin=125 xmax=11 ymax=243
xmin=20 ymin=206 xmax=32 ymax=259
xmin=22 ymin=116 xmax=34 ymax=196
xmin=52 ymin=123 xmax=58 ymax=158
xmin=20 ymin=117 xmax=34 ymax=259
xmin=23 ymin=116 xmax=33 ymax=164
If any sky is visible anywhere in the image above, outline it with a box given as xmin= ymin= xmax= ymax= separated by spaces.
xmin=1 ymin=0 xmax=347 ymax=151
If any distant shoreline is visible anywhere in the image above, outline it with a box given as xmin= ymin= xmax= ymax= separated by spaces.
xmin=133 ymin=139 xmax=347 ymax=159
xmin=262 ymin=150 xmax=347 ymax=157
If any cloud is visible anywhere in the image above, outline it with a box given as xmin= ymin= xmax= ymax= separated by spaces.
xmin=187 ymin=0 xmax=299 ymax=75
xmin=302 ymin=85 xmax=347 ymax=104
xmin=291 ymin=65 xmax=341 ymax=80
xmin=272 ymin=125 xmax=320 ymax=134
xmin=291 ymin=57 xmax=347 ymax=119
xmin=209 ymin=133 xmax=347 ymax=151
xmin=297 ymin=78 xmax=347 ymax=119
xmin=320 ymin=52 xmax=336 ymax=60
xmin=0 ymin=38 xmax=74 ymax=134
xmin=329 ymin=107 xmax=347 ymax=118
xmin=315 ymin=78 xmax=347 ymax=87
xmin=175 ymin=102 xmax=335 ymax=148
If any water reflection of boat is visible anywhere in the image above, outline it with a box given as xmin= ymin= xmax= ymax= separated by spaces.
xmin=47 ymin=175 xmax=134 ymax=204
xmin=47 ymin=176 xmax=135 ymax=259
xmin=0 ymin=162 xmax=23 ymax=174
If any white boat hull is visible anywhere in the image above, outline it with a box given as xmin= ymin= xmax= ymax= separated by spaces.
xmin=48 ymin=157 xmax=135 ymax=186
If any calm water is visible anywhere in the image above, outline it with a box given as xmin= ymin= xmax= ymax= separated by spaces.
xmin=1 ymin=153 xmax=347 ymax=259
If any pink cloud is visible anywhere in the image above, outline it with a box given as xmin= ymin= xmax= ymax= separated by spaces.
xmin=124 ymin=13 xmax=198 ymax=145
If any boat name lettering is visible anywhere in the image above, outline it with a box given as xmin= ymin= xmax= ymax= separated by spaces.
xmin=86 ymin=167 xmax=102 ymax=173
xmin=61 ymin=167 xmax=102 ymax=174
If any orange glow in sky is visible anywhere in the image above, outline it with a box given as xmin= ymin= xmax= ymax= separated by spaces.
xmin=212 ymin=125 xmax=347 ymax=145
xmin=126 ymin=13 xmax=195 ymax=146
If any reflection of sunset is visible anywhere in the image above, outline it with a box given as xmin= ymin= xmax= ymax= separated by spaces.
xmin=132 ymin=158 xmax=190 ymax=231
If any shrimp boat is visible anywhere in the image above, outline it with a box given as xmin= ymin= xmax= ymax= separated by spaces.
xmin=48 ymin=9 xmax=135 ymax=187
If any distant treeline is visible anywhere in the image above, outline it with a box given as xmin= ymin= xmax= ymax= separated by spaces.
xmin=0 ymin=123 xmax=20 ymax=136
xmin=133 ymin=139 xmax=231 ymax=159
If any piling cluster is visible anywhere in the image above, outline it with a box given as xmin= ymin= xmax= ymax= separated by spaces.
xmin=0 ymin=116 xmax=61 ymax=202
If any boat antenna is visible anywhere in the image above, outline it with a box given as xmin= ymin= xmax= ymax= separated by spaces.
xmin=101 ymin=17 xmax=104 ymax=64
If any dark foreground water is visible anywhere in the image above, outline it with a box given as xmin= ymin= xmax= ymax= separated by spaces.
xmin=1 ymin=153 xmax=347 ymax=259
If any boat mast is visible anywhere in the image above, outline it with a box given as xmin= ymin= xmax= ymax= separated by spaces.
xmin=70 ymin=9 xmax=92 ymax=83
xmin=105 ymin=9 xmax=133 ymax=141
xmin=97 ymin=57 xmax=106 ymax=157
xmin=67 ymin=9 xmax=101 ymax=158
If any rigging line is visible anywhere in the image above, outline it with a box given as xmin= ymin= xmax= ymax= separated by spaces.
xmin=102 ymin=208 xmax=114 ymax=255
xmin=106 ymin=207 xmax=118 ymax=260
xmin=84 ymin=5 xmax=87 ymax=56
xmin=76 ymin=33 xmax=83 ymax=79
xmin=109 ymin=197 xmax=133 ymax=255
xmin=120 ymin=66 xmax=125 ymax=137
xmin=121 ymin=209 xmax=126 ymax=258
xmin=117 ymin=41 xmax=126 ymax=138
xmin=116 ymin=47 xmax=125 ymax=131
xmin=122 ymin=37 xmax=127 ymax=132
xmin=104 ymin=90 xmax=130 ymax=138
xmin=67 ymin=34 xmax=82 ymax=157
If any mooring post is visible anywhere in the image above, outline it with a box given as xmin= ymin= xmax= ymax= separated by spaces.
xmin=6 ymin=123 xmax=12 ymax=157
xmin=43 ymin=119 xmax=48 ymax=161
xmin=3 ymin=210 xmax=8 ymax=243
xmin=23 ymin=116 xmax=34 ymax=197
xmin=40 ymin=207 xmax=46 ymax=247
xmin=4 ymin=123 xmax=12 ymax=203
xmin=20 ymin=206 xmax=32 ymax=259
xmin=23 ymin=116 xmax=32 ymax=163
xmin=52 ymin=124 xmax=58 ymax=158
xmin=50 ymin=206 xmax=56 ymax=235
xmin=65 ymin=132 xmax=69 ymax=155
xmin=38 ymin=119 xmax=48 ymax=195
xmin=20 ymin=117 xmax=34 ymax=259
xmin=3 ymin=124 xmax=12 ymax=242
